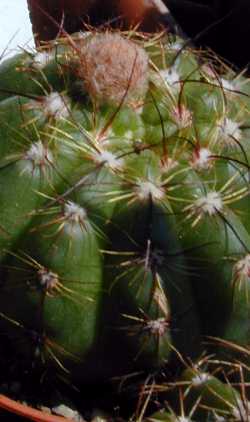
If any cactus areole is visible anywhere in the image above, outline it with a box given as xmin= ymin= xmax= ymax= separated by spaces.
xmin=0 ymin=29 xmax=250 ymax=389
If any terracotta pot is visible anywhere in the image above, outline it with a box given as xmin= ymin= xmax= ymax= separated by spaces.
xmin=0 ymin=395 xmax=72 ymax=422
xmin=27 ymin=0 xmax=93 ymax=44
xmin=27 ymin=0 xmax=177 ymax=45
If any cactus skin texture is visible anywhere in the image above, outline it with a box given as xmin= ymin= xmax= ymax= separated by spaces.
xmin=0 ymin=30 xmax=250 ymax=418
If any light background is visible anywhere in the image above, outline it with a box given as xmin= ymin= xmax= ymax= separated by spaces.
xmin=0 ymin=0 xmax=34 ymax=58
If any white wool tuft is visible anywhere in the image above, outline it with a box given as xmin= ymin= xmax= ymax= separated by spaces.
xmin=32 ymin=51 xmax=53 ymax=69
xmin=93 ymin=150 xmax=124 ymax=170
xmin=191 ymin=372 xmax=211 ymax=386
xmin=191 ymin=148 xmax=213 ymax=171
xmin=43 ymin=92 xmax=70 ymax=119
xmin=134 ymin=180 xmax=164 ymax=201
xmin=193 ymin=192 xmax=223 ymax=216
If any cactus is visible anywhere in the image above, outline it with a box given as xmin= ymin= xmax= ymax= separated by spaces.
xmin=0 ymin=29 xmax=250 ymax=419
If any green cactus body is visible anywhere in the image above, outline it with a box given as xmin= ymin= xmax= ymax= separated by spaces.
xmin=145 ymin=411 xmax=195 ymax=421
xmin=179 ymin=366 xmax=250 ymax=420
xmin=0 ymin=31 xmax=249 ymax=401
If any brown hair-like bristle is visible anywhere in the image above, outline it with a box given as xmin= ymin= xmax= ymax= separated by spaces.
xmin=77 ymin=32 xmax=149 ymax=105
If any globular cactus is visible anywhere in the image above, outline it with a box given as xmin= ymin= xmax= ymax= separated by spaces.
xmin=0 ymin=27 xmax=250 ymax=419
